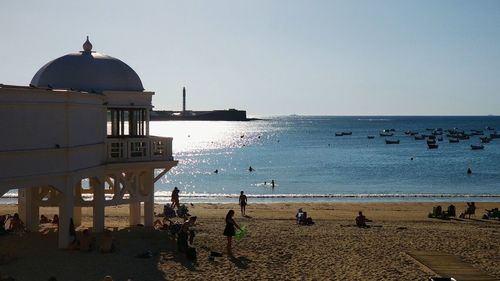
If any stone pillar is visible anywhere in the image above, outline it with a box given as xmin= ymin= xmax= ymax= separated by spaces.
xmin=58 ymin=178 xmax=75 ymax=248
xmin=91 ymin=176 xmax=105 ymax=233
xmin=129 ymin=202 xmax=141 ymax=226
xmin=143 ymin=169 xmax=155 ymax=227
xmin=18 ymin=187 xmax=39 ymax=232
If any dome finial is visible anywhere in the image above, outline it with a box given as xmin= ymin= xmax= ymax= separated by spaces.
xmin=83 ymin=36 xmax=93 ymax=52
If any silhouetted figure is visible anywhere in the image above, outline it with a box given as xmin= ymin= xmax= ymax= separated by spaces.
xmin=214 ymin=169 xmax=218 ymax=174
xmin=271 ymin=180 xmax=275 ymax=188
xmin=171 ymin=187 xmax=180 ymax=209
xmin=239 ymin=191 xmax=248 ymax=216
xmin=467 ymin=168 xmax=472 ymax=174
xmin=355 ymin=211 xmax=372 ymax=228
xmin=249 ymin=166 xmax=254 ymax=172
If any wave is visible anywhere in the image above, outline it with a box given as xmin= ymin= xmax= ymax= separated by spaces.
xmin=3 ymin=191 xmax=500 ymax=199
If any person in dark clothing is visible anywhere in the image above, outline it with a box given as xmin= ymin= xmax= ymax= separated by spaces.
xmin=223 ymin=210 xmax=240 ymax=257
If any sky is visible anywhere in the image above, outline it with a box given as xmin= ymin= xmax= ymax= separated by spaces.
xmin=1 ymin=0 xmax=500 ymax=116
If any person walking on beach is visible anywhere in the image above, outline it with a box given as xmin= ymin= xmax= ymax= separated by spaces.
xmin=239 ymin=191 xmax=248 ymax=216
xmin=171 ymin=187 xmax=180 ymax=209
xmin=223 ymin=210 xmax=240 ymax=257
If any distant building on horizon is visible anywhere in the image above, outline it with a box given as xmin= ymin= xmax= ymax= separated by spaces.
xmin=0 ymin=37 xmax=177 ymax=248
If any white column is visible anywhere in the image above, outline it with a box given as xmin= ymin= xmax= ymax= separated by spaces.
xmin=18 ymin=187 xmax=39 ymax=232
xmin=91 ymin=177 xmax=105 ymax=232
xmin=143 ymin=169 xmax=154 ymax=227
xmin=73 ymin=207 xmax=82 ymax=227
xmin=129 ymin=202 xmax=141 ymax=226
xmin=73 ymin=182 xmax=82 ymax=226
xmin=58 ymin=179 xmax=75 ymax=249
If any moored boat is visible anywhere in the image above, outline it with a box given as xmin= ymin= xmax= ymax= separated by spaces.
xmin=385 ymin=139 xmax=400 ymax=144
xmin=428 ymin=143 xmax=439 ymax=149
xmin=471 ymin=144 xmax=484 ymax=150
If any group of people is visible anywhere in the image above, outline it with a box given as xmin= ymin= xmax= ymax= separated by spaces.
xmin=0 ymin=213 xmax=25 ymax=234
xmin=69 ymin=228 xmax=114 ymax=253
xmin=39 ymin=214 xmax=59 ymax=225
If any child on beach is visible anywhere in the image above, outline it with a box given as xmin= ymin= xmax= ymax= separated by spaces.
xmin=223 ymin=210 xmax=241 ymax=257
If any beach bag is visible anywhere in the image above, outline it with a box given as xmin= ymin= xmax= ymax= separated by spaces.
xmin=186 ymin=247 xmax=197 ymax=261
xmin=235 ymin=225 xmax=248 ymax=241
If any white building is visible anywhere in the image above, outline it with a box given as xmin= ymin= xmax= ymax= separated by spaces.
xmin=0 ymin=37 xmax=177 ymax=248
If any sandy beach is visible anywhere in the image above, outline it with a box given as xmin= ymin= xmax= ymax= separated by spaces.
xmin=1 ymin=202 xmax=499 ymax=281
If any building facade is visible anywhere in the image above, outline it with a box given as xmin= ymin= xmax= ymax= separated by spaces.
xmin=0 ymin=37 xmax=177 ymax=248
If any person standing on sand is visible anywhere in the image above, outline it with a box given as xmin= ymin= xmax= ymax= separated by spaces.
xmin=171 ymin=187 xmax=180 ymax=209
xmin=239 ymin=191 xmax=248 ymax=216
xmin=223 ymin=210 xmax=240 ymax=257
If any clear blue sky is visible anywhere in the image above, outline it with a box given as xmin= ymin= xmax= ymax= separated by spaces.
xmin=1 ymin=1 xmax=500 ymax=116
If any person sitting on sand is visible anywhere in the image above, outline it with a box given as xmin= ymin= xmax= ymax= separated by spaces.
xmin=51 ymin=214 xmax=59 ymax=225
xmin=296 ymin=208 xmax=306 ymax=224
xmin=8 ymin=213 xmax=25 ymax=232
xmin=0 ymin=215 xmax=7 ymax=235
xmin=80 ymin=229 xmax=96 ymax=252
xmin=40 ymin=214 xmax=50 ymax=224
xmin=355 ymin=211 xmax=371 ymax=228
xmin=100 ymin=229 xmax=115 ymax=253
xmin=177 ymin=216 xmax=197 ymax=253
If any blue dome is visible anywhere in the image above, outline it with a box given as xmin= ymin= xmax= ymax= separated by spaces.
xmin=31 ymin=38 xmax=144 ymax=93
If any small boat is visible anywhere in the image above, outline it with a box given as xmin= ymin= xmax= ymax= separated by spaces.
xmin=342 ymin=131 xmax=352 ymax=135
xmin=427 ymin=139 xmax=436 ymax=145
xmin=428 ymin=143 xmax=439 ymax=149
xmin=449 ymin=138 xmax=459 ymax=143
xmin=385 ymin=139 xmax=400 ymax=144
xmin=486 ymin=126 xmax=495 ymax=130
xmin=490 ymin=133 xmax=500 ymax=139
xmin=335 ymin=132 xmax=343 ymax=136
xmin=367 ymin=136 xmax=375 ymax=139
xmin=380 ymin=132 xmax=393 ymax=137
xmin=471 ymin=144 xmax=484 ymax=150
xmin=481 ymin=138 xmax=491 ymax=144
xmin=414 ymin=135 xmax=425 ymax=140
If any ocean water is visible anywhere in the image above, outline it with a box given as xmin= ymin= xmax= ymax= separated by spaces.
xmin=149 ymin=116 xmax=500 ymax=203
xmin=2 ymin=116 xmax=500 ymax=204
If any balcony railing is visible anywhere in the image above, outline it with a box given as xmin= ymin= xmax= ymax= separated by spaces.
xmin=106 ymin=136 xmax=173 ymax=163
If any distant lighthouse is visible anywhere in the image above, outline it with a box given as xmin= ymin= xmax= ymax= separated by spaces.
xmin=182 ymin=87 xmax=186 ymax=114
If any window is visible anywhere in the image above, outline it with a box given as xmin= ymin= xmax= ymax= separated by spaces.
xmin=107 ymin=108 xmax=147 ymax=137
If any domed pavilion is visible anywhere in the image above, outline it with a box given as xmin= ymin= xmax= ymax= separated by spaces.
xmin=0 ymin=37 xmax=177 ymax=248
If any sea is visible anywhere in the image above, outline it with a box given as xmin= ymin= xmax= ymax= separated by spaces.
xmin=2 ymin=116 xmax=500 ymax=204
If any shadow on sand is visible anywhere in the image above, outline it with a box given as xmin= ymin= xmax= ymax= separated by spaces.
xmin=230 ymin=256 xmax=252 ymax=269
